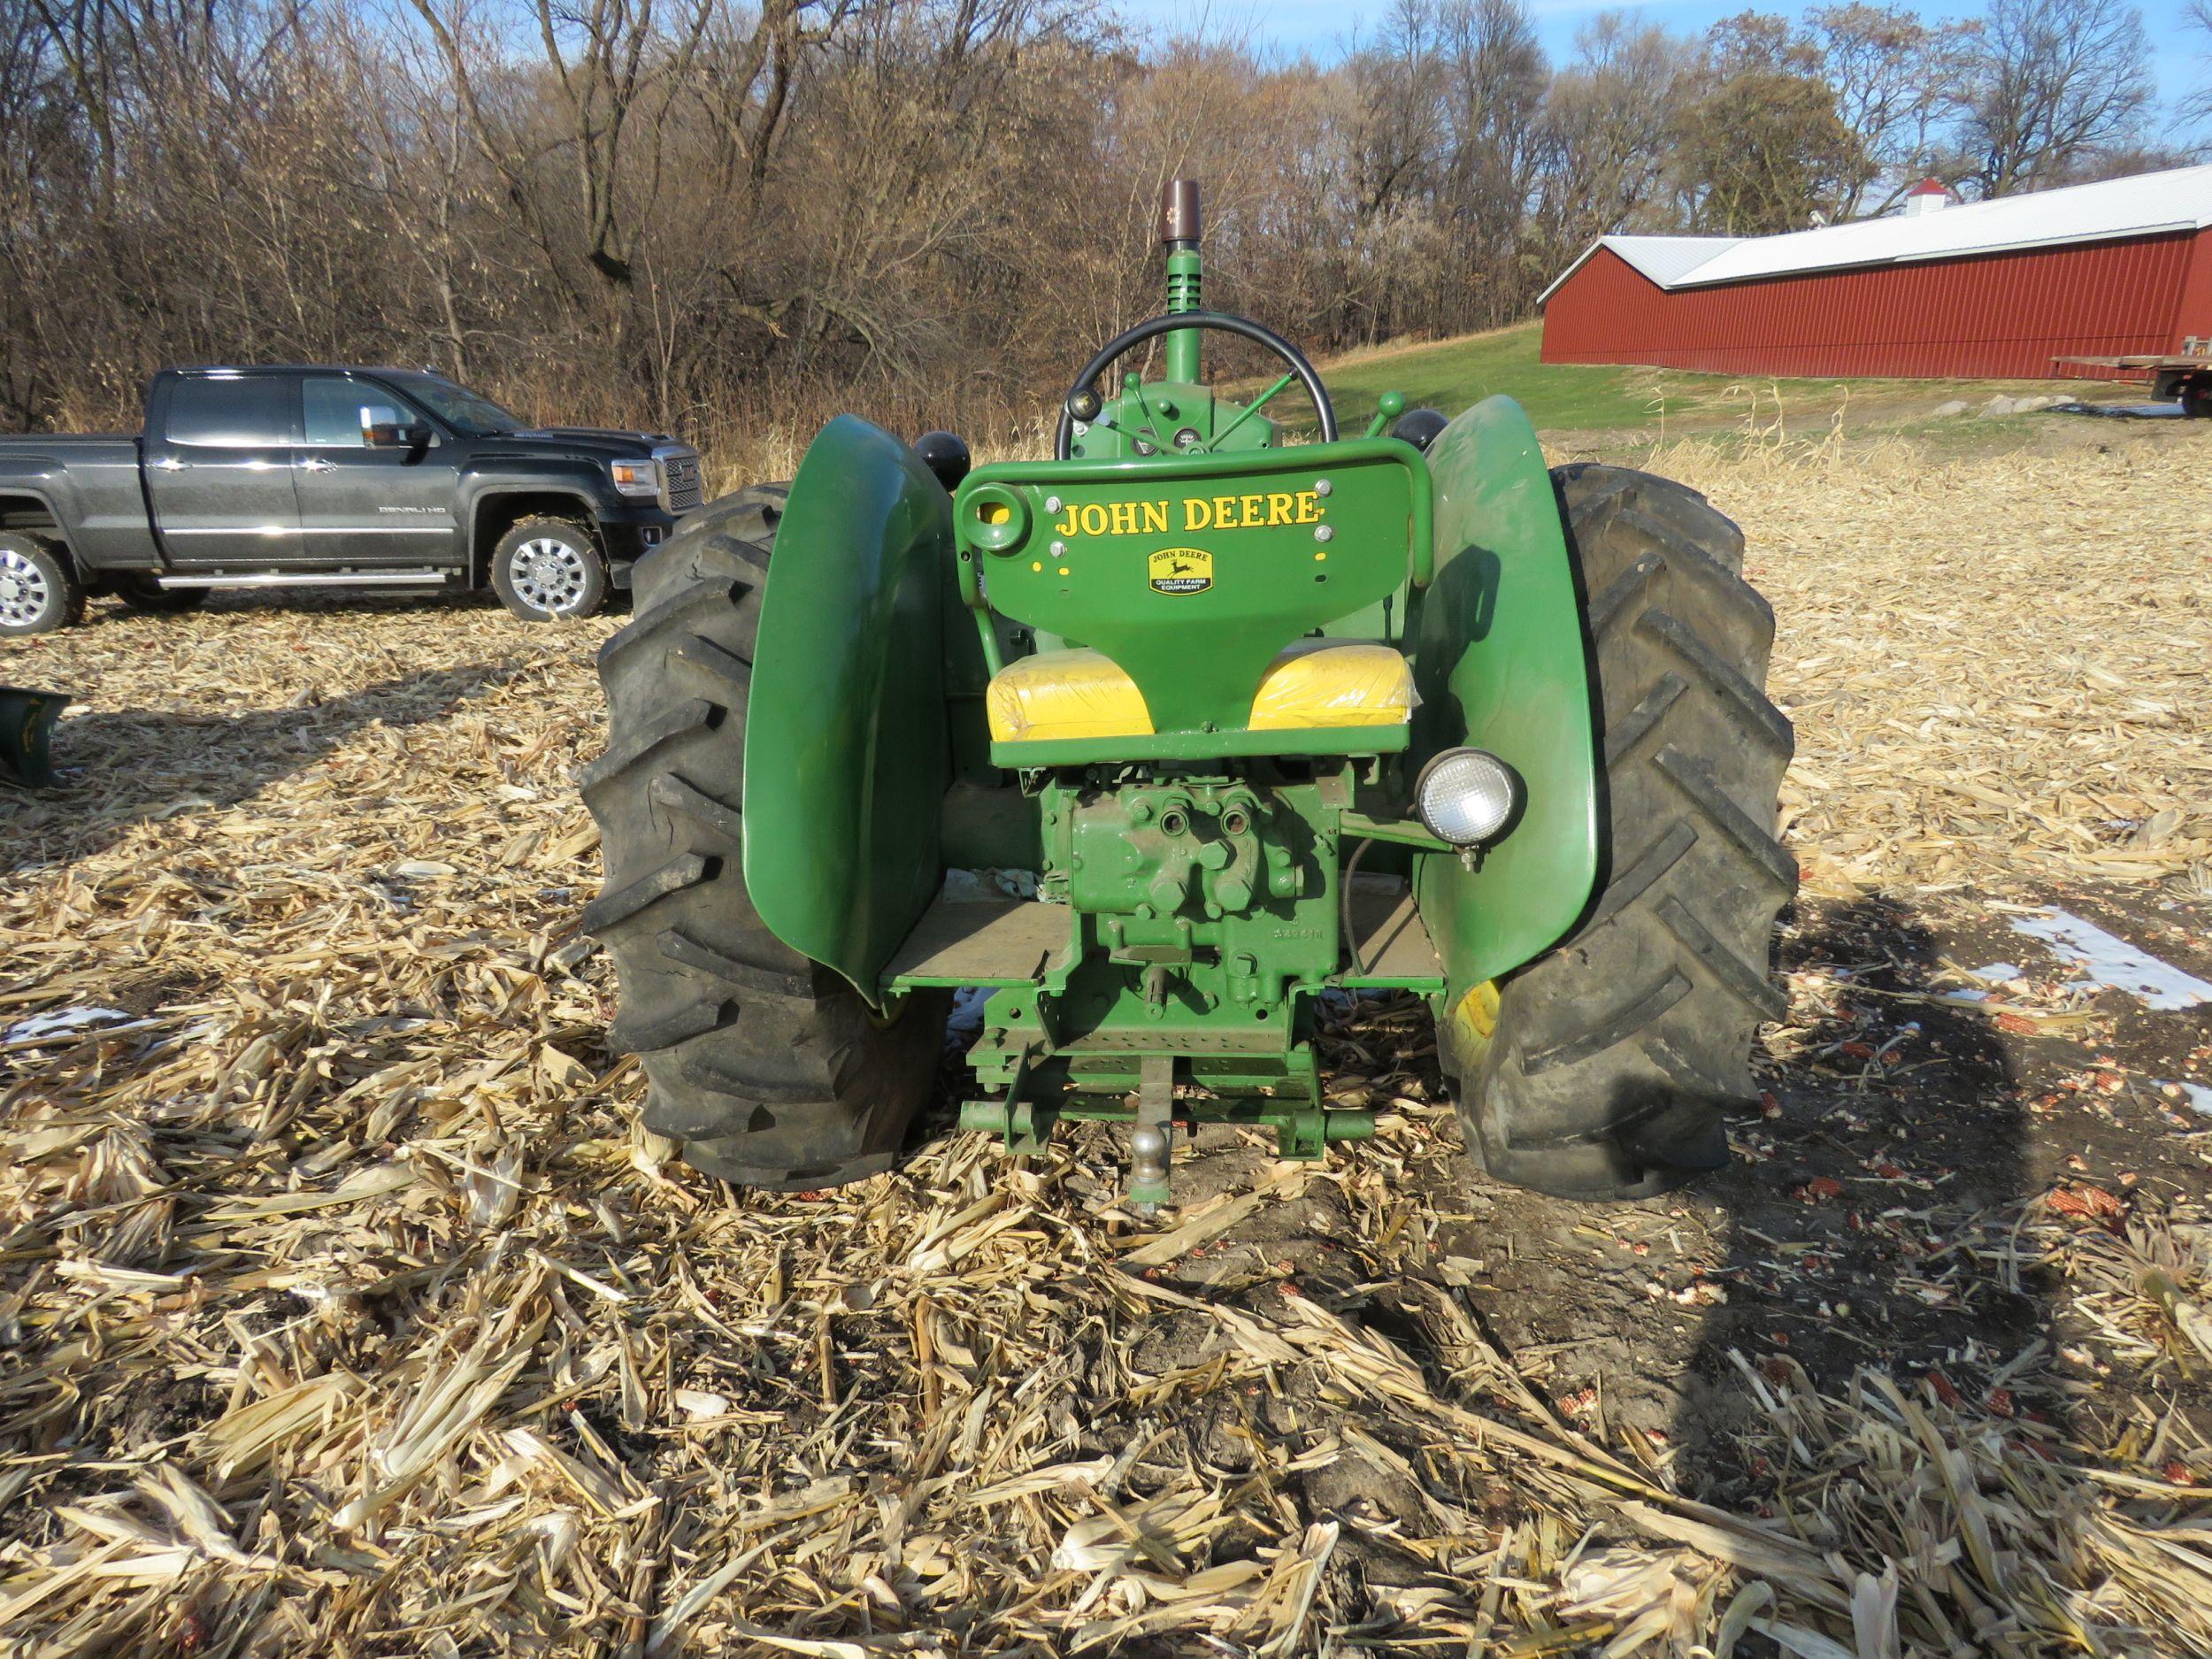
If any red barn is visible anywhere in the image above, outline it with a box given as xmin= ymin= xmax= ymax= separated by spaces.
xmin=1538 ymin=165 xmax=2212 ymax=380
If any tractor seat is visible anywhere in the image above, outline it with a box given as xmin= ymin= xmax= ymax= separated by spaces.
xmin=987 ymin=640 xmax=1415 ymax=745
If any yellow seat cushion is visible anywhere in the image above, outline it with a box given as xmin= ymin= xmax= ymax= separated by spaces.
xmin=987 ymin=641 xmax=1414 ymax=743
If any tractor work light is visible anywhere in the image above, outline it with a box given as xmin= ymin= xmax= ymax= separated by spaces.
xmin=1414 ymin=748 xmax=1521 ymax=846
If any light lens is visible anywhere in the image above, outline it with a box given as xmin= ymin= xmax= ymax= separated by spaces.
xmin=611 ymin=459 xmax=657 ymax=495
xmin=1415 ymin=749 xmax=1520 ymax=845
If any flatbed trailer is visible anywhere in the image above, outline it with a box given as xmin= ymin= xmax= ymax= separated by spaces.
xmin=2055 ymin=339 xmax=2212 ymax=415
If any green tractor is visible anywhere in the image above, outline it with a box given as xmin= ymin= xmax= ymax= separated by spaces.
xmin=583 ymin=181 xmax=1793 ymax=1206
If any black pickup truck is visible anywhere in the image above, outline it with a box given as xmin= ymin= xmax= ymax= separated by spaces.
xmin=0 ymin=365 xmax=704 ymax=634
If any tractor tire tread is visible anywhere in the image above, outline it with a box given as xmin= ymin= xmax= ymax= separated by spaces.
xmin=595 ymin=582 xmax=751 ymax=676
xmin=1455 ymin=465 xmax=1793 ymax=1201
xmin=1638 ymin=608 xmax=1794 ymax=756
xmin=585 ymin=480 xmax=948 ymax=1189
xmin=1651 ymin=745 xmax=1801 ymax=894
xmin=655 ymin=926 xmax=813 ymax=998
xmin=580 ymin=852 xmax=712 ymax=936
xmin=576 ymin=699 xmax=718 ymax=798
xmin=1551 ymin=462 xmax=1745 ymax=574
xmin=648 ymin=770 xmax=746 ymax=837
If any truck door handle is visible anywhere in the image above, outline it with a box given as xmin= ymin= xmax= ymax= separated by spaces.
xmin=298 ymin=457 xmax=335 ymax=472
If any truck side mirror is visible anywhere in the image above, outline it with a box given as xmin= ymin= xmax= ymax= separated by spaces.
xmin=360 ymin=406 xmax=429 ymax=449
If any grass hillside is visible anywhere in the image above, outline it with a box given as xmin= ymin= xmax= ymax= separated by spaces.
xmin=1283 ymin=320 xmax=2119 ymax=436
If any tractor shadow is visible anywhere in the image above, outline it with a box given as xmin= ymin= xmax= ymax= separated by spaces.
xmin=1666 ymin=892 xmax=2055 ymax=1505
xmin=0 ymin=664 xmax=513 ymax=877
xmin=1403 ymin=892 xmax=2062 ymax=1508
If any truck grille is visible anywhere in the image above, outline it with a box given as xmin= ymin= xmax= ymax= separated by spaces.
xmin=659 ymin=449 xmax=703 ymax=513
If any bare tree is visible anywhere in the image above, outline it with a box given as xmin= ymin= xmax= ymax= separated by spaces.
xmin=1533 ymin=12 xmax=1692 ymax=254
xmin=0 ymin=0 xmax=2197 ymax=465
xmin=1437 ymin=0 xmax=1550 ymax=326
xmin=1956 ymin=0 xmax=2152 ymax=195
xmin=403 ymin=0 xmax=715 ymax=317
xmin=1807 ymin=4 xmax=1974 ymax=212
xmin=2180 ymin=0 xmax=2212 ymax=131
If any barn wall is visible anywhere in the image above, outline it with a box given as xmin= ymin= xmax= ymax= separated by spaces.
xmin=1540 ymin=231 xmax=2203 ymax=380
xmin=2173 ymin=232 xmax=2212 ymax=349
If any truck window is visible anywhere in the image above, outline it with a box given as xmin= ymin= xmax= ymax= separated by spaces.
xmin=303 ymin=376 xmax=412 ymax=446
xmin=165 ymin=377 xmax=294 ymax=447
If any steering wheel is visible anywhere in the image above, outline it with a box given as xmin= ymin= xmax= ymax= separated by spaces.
xmin=1054 ymin=310 xmax=1337 ymax=461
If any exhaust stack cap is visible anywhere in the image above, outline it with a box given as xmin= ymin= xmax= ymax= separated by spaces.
xmin=1160 ymin=179 xmax=1201 ymax=247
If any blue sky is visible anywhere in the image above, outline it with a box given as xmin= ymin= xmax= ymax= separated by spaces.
xmin=1121 ymin=0 xmax=2209 ymax=137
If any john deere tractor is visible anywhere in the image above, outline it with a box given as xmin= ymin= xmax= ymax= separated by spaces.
xmin=583 ymin=181 xmax=1793 ymax=1205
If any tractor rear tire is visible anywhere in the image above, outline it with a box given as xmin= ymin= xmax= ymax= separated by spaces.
xmin=581 ymin=484 xmax=950 ymax=1189
xmin=1455 ymin=465 xmax=1796 ymax=1201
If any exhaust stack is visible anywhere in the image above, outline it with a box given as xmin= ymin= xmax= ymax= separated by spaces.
xmin=1160 ymin=180 xmax=1203 ymax=382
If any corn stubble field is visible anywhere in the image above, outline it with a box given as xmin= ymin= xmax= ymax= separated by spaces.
xmin=2 ymin=426 xmax=2209 ymax=1657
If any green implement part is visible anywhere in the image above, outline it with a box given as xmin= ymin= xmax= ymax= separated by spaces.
xmin=1409 ymin=396 xmax=1601 ymax=995
xmin=953 ymin=439 xmax=1431 ymax=754
xmin=0 ymin=687 xmax=69 ymax=787
xmin=741 ymin=415 xmax=954 ymax=1003
xmin=584 ymin=174 xmax=1793 ymax=1210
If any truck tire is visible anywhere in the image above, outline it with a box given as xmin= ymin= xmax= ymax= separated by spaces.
xmin=0 ymin=533 xmax=85 ymax=636
xmin=491 ymin=517 xmax=609 ymax=620
xmin=1454 ymin=465 xmax=1795 ymax=1201
xmin=581 ymin=485 xmax=950 ymax=1188
xmin=112 ymin=573 xmax=207 ymax=613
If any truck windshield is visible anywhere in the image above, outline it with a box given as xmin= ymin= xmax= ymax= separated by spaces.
xmin=388 ymin=374 xmax=526 ymax=436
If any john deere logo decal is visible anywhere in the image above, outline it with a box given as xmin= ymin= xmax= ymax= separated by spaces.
xmin=1148 ymin=547 xmax=1212 ymax=595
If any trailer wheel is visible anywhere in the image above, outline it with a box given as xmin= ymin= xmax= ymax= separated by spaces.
xmin=0 ymin=534 xmax=85 ymax=636
xmin=1452 ymin=466 xmax=1796 ymax=1200
xmin=581 ymin=485 xmax=950 ymax=1189
xmin=2179 ymin=375 xmax=2212 ymax=419
xmin=112 ymin=574 xmax=208 ymax=613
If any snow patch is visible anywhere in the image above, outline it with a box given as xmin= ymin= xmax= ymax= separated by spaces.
xmin=4 ymin=1006 xmax=139 ymax=1044
xmin=2008 ymin=910 xmax=2212 ymax=1011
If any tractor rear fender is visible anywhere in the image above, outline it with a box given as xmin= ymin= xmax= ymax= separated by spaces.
xmin=742 ymin=415 xmax=954 ymax=1003
xmin=1410 ymin=396 xmax=1601 ymax=1007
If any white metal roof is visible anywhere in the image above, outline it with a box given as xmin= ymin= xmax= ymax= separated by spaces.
xmin=1539 ymin=163 xmax=2212 ymax=303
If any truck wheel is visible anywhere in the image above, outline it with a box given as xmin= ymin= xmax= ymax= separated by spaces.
xmin=491 ymin=517 xmax=608 ymax=620
xmin=581 ymin=486 xmax=950 ymax=1188
xmin=1453 ymin=466 xmax=1796 ymax=1201
xmin=113 ymin=573 xmax=207 ymax=613
xmin=0 ymin=534 xmax=85 ymax=636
